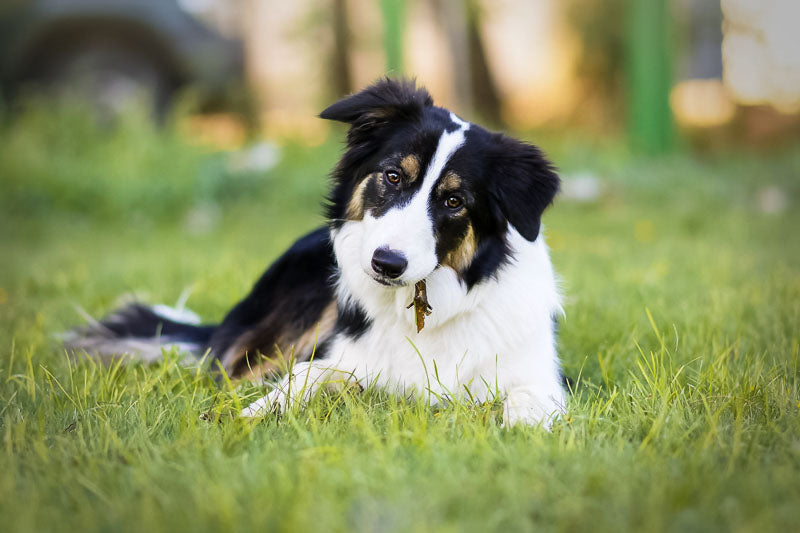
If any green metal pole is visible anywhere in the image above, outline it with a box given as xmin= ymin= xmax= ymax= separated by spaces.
xmin=379 ymin=0 xmax=405 ymax=74
xmin=627 ymin=0 xmax=674 ymax=154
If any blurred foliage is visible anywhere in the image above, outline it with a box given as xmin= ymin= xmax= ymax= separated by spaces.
xmin=0 ymin=98 xmax=337 ymax=228
xmin=564 ymin=0 xmax=627 ymax=125
xmin=1 ymin=99 xmax=213 ymax=221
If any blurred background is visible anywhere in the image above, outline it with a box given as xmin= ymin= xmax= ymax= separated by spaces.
xmin=0 ymin=0 xmax=797 ymax=330
xmin=2 ymin=0 xmax=799 ymax=150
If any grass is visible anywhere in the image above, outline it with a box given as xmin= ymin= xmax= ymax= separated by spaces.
xmin=1 ymin=103 xmax=799 ymax=532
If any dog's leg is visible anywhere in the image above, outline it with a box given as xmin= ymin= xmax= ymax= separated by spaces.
xmin=240 ymin=361 xmax=354 ymax=417
xmin=502 ymin=384 xmax=565 ymax=429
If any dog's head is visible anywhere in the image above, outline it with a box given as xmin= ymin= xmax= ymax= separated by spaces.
xmin=323 ymin=78 xmax=559 ymax=289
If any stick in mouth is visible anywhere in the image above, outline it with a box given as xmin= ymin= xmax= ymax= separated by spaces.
xmin=406 ymin=279 xmax=432 ymax=333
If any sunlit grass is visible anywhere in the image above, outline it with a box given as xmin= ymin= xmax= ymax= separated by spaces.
xmin=1 ymin=104 xmax=799 ymax=532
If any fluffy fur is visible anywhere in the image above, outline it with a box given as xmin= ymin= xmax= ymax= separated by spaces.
xmin=67 ymin=78 xmax=566 ymax=427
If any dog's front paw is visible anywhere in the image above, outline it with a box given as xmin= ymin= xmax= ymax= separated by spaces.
xmin=239 ymin=362 xmax=343 ymax=419
xmin=502 ymin=387 xmax=565 ymax=429
xmin=502 ymin=403 xmax=560 ymax=430
xmin=240 ymin=387 xmax=286 ymax=418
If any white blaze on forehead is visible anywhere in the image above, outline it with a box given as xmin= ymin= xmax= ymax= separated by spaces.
xmin=411 ymin=115 xmax=471 ymax=213
xmin=361 ymin=115 xmax=471 ymax=283
xmin=449 ymin=112 xmax=470 ymax=130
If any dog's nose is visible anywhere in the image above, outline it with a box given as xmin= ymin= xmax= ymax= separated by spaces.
xmin=371 ymin=248 xmax=408 ymax=279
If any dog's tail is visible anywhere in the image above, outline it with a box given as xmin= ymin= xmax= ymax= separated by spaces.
xmin=63 ymin=303 xmax=217 ymax=364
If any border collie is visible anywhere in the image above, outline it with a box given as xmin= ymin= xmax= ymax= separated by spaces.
xmin=67 ymin=79 xmax=565 ymax=426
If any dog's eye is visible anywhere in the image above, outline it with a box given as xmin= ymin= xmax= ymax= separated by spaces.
xmin=384 ymin=170 xmax=401 ymax=185
xmin=445 ymin=195 xmax=463 ymax=209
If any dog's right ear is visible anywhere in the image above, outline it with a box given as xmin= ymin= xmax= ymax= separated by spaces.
xmin=320 ymin=78 xmax=432 ymax=135
xmin=486 ymin=134 xmax=560 ymax=242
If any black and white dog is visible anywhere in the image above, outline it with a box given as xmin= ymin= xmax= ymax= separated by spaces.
xmin=68 ymin=79 xmax=566 ymax=426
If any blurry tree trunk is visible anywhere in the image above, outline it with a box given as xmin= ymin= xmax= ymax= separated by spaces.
xmin=627 ymin=0 xmax=674 ymax=154
xmin=433 ymin=0 xmax=502 ymax=125
xmin=434 ymin=0 xmax=472 ymax=112
xmin=686 ymin=0 xmax=723 ymax=79
xmin=331 ymin=0 xmax=353 ymax=96
xmin=466 ymin=0 xmax=502 ymax=126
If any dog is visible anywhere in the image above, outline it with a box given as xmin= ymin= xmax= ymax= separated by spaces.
xmin=67 ymin=78 xmax=566 ymax=426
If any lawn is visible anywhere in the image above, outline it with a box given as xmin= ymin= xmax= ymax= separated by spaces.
xmin=1 ymin=104 xmax=799 ymax=532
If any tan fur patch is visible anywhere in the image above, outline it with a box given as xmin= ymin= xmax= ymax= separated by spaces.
xmin=235 ymin=350 xmax=281 ymax=380
xmin=442 ymin=223 xmax=477 ymax=273
xmin=346 ymin=174 xmax=375 ymax=220
xmin=437 ymin=171 xmax=462 ymax=194
xmin=279 ymin=302 xmax=337 ymax=362
xmin=400 ymin=154 xmax=421 ymax=183
xmin=221 ymin=301 xmax=338 ymax=380
xmin=219 ymin=340 xmax=248 ymax=375
xmin=242 ymin=301 xmax=338 ymax=380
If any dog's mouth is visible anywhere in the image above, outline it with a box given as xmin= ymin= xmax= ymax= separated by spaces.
xmin=367 ymin=266 xmax=440 ymax=288
xmin=370 ymin=275 xmax=408 ymax=288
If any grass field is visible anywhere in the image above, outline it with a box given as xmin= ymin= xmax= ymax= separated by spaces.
xmin=1 ymin=105 xmax=799 ymax=532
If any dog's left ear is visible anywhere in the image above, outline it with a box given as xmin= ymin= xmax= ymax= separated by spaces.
xmin=487 ymin=135 xmax=560 ymax=242
xmin=319 ymin=78 xmax=432 ymax=137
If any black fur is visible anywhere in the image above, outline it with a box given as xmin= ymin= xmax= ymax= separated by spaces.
xmin=100 ymin=303 xmax=215 ymax=345
xmin=319 ymin=77 xmax=433 ymax=134
xmin=334 ymin=302 xmax=372 ymax=340
xmin=208 ymin=227 xmax=337 ymax=375
xmin=63 ymin=303 xmax=215 ymax=363
xmin=485 ymin=134 xmax=560 ymax=242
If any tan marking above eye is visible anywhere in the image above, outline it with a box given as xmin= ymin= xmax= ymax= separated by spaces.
xmin=400 ymin=154 xmax=420 ymax=182
xmin=436 ymin=171 xmax=462 ymax=195
xmin=346 ymin=173 xmax=376 ymax=220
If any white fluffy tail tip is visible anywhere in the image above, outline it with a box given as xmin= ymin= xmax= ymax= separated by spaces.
xmin=62 ymin=302 xmax=205 ymax=365
xmin=151 ymin=304 xmax=202 ymax=324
